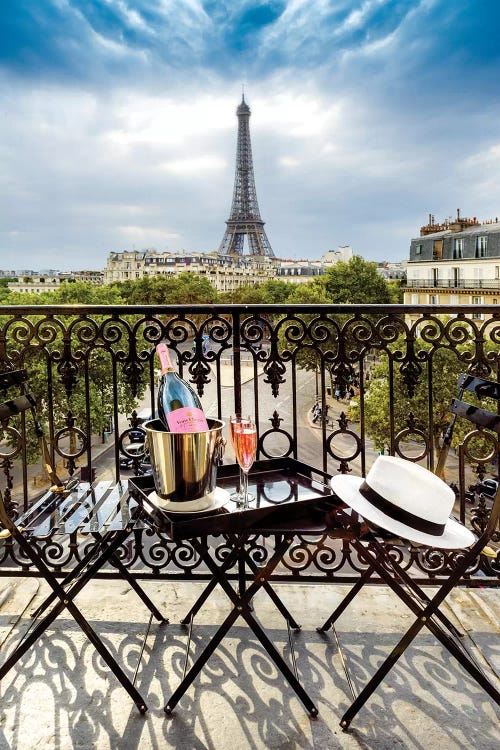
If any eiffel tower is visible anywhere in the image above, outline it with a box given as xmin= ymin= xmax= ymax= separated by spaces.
xmin=218 ymin=95 xmax=275 ymax=257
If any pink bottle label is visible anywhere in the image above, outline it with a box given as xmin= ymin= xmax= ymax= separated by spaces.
xmin=166 ymin=407 xmax=209 ymax=433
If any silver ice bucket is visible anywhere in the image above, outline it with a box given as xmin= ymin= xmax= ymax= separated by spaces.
xmin=144 ymin=418 xmax=225 ymax=510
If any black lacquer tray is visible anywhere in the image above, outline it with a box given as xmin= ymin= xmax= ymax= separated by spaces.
xmin=129 ymin=457 xmax=339 ymax=540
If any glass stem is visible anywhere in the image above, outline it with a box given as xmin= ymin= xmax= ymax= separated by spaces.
xmin=238 ymin=467 xmax=244 ymax=500
xmin=242 ymin=469 xmax=249 ymax=509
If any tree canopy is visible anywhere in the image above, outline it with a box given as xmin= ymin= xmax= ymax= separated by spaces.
xmin=323 ymin=256 xmax=394 ymax=304
xmin=115 ymin=272 xmax=218 ymax=305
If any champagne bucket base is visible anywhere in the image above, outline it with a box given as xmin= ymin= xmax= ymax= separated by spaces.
xmin=144 ymin=418 xmax=225 ymax=505
xmin=148 ymin=486 xmax=230 ymax=513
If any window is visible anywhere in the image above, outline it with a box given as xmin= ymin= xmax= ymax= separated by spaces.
xmin=433 ymin=239 xmax=443 ymax=259
xmin=429 ymin=294 xmax=439 ymax=305
xmin=411 ymin=294 xmax=419 ymax=304
xmin=449 ymin=295 xmax=459 ymax=305
xmin=472 ymin=296 xmax=483 ymax=319
xmin=475 ymin=236 xmax=487 ymax=257
xmin=453 ymin=238 xmax=463 ymax=259
xmin=415 ymin=244 xmax=422 ymax=255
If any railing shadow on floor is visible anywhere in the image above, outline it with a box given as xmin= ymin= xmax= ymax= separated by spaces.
xmin=1 ymin=615 xmax=499 ymax=750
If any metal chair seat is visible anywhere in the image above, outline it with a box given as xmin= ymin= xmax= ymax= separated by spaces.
xmin=318 ymin=371 xmax=500 ymax=729
xmin=0 ymin=369 xmax=167 ymax=713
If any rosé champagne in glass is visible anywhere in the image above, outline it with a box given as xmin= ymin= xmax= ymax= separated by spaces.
xmin=230 ymin=416 xmax=257 ymax=508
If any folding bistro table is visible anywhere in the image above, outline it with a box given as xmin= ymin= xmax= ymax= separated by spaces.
xmin=130 ymin=457 xmax=341 ymax=717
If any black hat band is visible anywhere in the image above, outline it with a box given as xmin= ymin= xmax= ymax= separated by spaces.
xmin=359 ymin=481 xmax=446 ymax=537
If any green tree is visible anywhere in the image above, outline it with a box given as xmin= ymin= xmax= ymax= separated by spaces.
xmin=260 ymin=279 xmax=294 ymax=304
xmin=349 ymin=339 xmax=498 ymax=461
xmin=219 ymin=283 xmax=267 ymax=304
xmin=324 ymin=256 xmax=393 ymax=304
xmin=116 ymin=273 xmax=218 ymax=305
xmin=387 ymin=280 xmax=404 ymax=303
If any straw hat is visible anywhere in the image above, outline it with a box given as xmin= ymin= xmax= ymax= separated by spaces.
xmin=331 ymin=455 xmax=475 ymax=549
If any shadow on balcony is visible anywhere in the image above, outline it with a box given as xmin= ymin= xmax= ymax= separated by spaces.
xmin=0 ymin=579 xmax=498 ymax=749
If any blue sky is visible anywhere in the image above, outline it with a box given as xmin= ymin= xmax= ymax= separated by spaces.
xmin=2 ymin=0 xmax=500 ymax=269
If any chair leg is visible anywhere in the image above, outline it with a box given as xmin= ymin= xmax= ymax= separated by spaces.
xmin=339 ymin=536 xmax=500 ymax=729
xmin=1 ymin=527 xmax=150 ymax=713
xmin=317 ymin=559 xmax=376 ymax=632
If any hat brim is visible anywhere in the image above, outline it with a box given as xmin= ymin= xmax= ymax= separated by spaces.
xmin=331 ymin=474 xmax=475 ymax=549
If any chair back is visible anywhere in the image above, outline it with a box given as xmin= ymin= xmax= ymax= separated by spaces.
xmin=440 ymin=373 xmax=500 ymax=536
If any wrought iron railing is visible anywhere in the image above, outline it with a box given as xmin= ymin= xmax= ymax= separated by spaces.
xmin=0 ymin=303 xmax=499 ymax=583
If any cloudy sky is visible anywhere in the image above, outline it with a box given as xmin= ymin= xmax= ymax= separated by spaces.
xmin=2 ymin=0 xmax=500 ymax=270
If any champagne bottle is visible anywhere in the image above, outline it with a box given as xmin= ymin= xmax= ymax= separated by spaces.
xmin=156 ymin=343 xmax=209 ymax=433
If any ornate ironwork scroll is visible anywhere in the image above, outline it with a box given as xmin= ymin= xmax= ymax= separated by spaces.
xmin=0 ymin=302 xmax=498 ymax=583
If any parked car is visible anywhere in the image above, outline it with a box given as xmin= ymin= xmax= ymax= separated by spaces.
xmin=139 ymin=456 xmax=153 ymax=476
xmin=129 ymin=428 xmax=146 ymax=443
xmin=477 ymin=478 xmax=498 ymax=498
xmin=119 ymin=456 xmax=134 ymax=470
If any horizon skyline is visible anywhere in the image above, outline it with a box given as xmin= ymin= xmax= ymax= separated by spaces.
xmin=2 ymin=1 xmax=500 ymax=270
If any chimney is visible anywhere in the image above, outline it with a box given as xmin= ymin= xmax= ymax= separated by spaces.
xmin=457 ymin=208 xmax=461 ymax=220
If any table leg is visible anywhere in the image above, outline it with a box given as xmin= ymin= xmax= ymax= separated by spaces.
xmin=165 ymin=535 xmax=318 ymax=717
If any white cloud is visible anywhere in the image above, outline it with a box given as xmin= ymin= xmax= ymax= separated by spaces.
xmin=160 ymin=155 xmax=227 ymax=175
xmin=279 ymin=156 xmax=301 ymax=168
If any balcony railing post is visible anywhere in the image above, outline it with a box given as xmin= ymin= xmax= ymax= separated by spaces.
xmin=232 ymin=310 xmax=242 ymax=416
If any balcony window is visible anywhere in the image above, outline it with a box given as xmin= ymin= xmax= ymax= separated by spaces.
xmin=475 ymin=236 xmax=487 ymax=257
xmin=433 ymin=240 xmax=443 ymax=260
xmin=472 ymin=296 xmax=483 ymax=319
xmin=453 ymin=238 xmax=463 ymax=259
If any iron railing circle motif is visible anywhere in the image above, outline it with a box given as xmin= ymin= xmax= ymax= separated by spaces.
xmin=0 ymin=426 xmax=23 ymax=460
xmin=394 ymin=426 xmax=429 ymax=462
xmin=461 ymin=427 xmax=498 ymax=464
xmin=118 ymin=427 xmax=147 ymax=460
xmin=53 ymin=426 xmax=88 ymax=460
xmin=259 ymin=428 xmax=293 ymax=459
xmin=326 ymin=428 xmax=361 ymax=463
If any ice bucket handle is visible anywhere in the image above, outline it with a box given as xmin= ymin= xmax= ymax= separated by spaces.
xmin=215 ymin=436 xmax=226 ymax=464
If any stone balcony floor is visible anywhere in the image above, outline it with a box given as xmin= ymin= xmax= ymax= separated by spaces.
xmin=0 ymin=578 xmax=499 ymax=750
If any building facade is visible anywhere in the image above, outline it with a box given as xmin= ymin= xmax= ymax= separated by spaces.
xmin=103 ymin=246 xmax=360 ymax=290
xmin=403 ymin=211 xmax=500 ymax=320
xmin=7 ymin=270 xmax=104 ymax=294
xmin=7 ymin=274 xmax=73 ymax=294
xmin=103 ymin=250 xmax=277 ymax=292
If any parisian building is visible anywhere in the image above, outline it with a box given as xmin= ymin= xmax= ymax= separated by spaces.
xmin=404 ymin=210 xmax=500 ymax=321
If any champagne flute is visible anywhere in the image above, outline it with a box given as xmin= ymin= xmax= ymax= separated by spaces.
xmin=231 ymin=416 xmax=257 ymax=508
xmin=230 ymin=415 xmax=250 ymax=504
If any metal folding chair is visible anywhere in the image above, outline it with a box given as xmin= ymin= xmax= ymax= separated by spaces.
xmin=318 ymin=372 xmax=500 ymax=729
xmin=0 ymin=369 xmax=167 ymax=713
